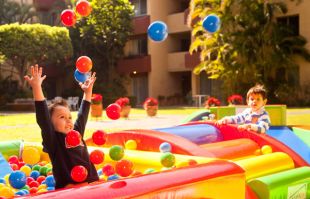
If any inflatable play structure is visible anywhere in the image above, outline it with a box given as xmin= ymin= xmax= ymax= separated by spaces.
xmin=1 ymin=120 xmax=310 ymax=198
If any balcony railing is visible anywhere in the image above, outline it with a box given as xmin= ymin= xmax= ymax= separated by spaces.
xmin=167 ymin=11 xmax=190 ymax=34
xmin=117 ymin=55 xmax=151 ymax=74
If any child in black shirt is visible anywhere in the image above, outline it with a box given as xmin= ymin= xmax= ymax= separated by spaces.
xmin=24 ymin=64 xmax=99 ymax=189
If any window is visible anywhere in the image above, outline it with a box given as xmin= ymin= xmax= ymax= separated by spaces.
xmin=131 ymin=0 xmax=147 ymax=16
xmin=124 ymin=38 xmax=148 ymax=57
xmin=277 ymin=15 xmax=299 ymax=36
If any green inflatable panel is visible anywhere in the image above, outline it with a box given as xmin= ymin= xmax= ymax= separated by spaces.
xmin=248 ymin=167 xmax=310 ymax=199
xmin=293 ymin=127 xmax=310 ymax=147
xmin=0 ymin=140 xmax=23 ymax=160
xmin=181 ymin=109 xmax=211 ymax=123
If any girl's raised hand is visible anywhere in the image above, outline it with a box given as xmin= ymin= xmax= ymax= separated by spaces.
xmin=24 ymin=64 xmax=46 ymax=88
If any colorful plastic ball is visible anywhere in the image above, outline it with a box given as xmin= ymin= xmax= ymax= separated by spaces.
xmin=144 ymin=168 xmax=156 ymax=174
xmin=147 ymin=21 xmax=168 ymax=42
xmin=29 ymin=187 xmax=38 ymax=194
xmin=32 ymin=165 xmax=41 ymax=171
xmin=71 ymin=165 xmax=88 ymax=182
xmin=76 ymin=0 xmax=92 ymax=17
xmin=4 ymin=174 xmax=10 ymax=184
xmin=30 ymin=170 xmax=40 ymax=180
xmin=109 ymin=145 xmax=124 ymax=161
xmin=89 ymin=150 xmax=104 ymax=164
xmin=76 ymin=56 xmax=93 ymax=73
xmin=9 ymin=171 xmax=27 ymax=189
xmin=160 ymin=152 xmax=175 ymax=168
xmin=261 ymin=145 xmax=273 ymax=154
xmin=38 ymin=184 xmax=47 ymax=190
xmin=45 ymin=175 xmax=55 ymax=187
xmin=202 ymin=14 xmax=221 ymax=33
xmin=97 ymin=169 xmax=103 ymax=176
xmin=125 ymin=140 xmax=137 ymax=150
xmin=8 ymin=155 xmax=19 ymax=164
xmin=107 ymin=174 xmax=119 ymax=181
xmin=106 ymin=103 xmax=121 ymax=120
xmin=115 ymin=159 xmax=134 ymax=177
xmin=39 ymin=166 xmax=48 ymax=176
xmin=159 ymin=142 xmax=171 ymax=153
xmin=92 ymin=130 xmax=106 ymax=145
xmin=65 ymin=130 xmax=81 ymax=147
xmin=60 ymin=9 xmax=77 ymax=27
xmin=188 ymin=159 xmax=198 ymax=166
xmin=46 ymin=187 xmax=55 ymax=191
xmin=22 ymin=147 xmax=40 ymax=165
xmin=36 ymin=176 xmax=46 ymax=184
xmin=10 ymin=163 xmax=19 ymax=171
xmin=131 ymin=170 xmax=142 ymax=176
xmin=21 ymin=189 xmax=29 ymax=194
xmin=74 ymin=69 xmax=90 ymax=83
xmin=20 ymin=165 xmax=32 ymax=176
xmin=21 ymin=185 xmax=30 ymax=191
xmin=0 ymin=187 xmax=15 ymax=198
xmin=102 ymin=164 xmax=115 ymax=176
xmin=26 ymin=177 xmax=34 ymax=185
xmin=15 ymin=190 xmax=26 ymax=196
xmin=0 ymin=178 xmax=5 ymax=184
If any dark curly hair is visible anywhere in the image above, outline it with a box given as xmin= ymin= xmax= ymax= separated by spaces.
xmin=247 ymin=84 xmax=267 ymax=100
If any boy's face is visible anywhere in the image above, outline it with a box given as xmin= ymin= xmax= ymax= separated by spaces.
xmin=51 ymin=106 xmax=73 ymax=134
xmin=247 ymin=93 xmax=267 ymax=112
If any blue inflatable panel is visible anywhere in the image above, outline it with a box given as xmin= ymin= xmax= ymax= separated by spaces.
xmin=154 ymin=124 xmax=223 ymax=145
xmin=267 ymin=126 xmax=310 ymax=164
xmin=0 ymin=152 xmax=13 ymax=178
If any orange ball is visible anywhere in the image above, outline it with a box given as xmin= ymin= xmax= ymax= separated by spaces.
xmin=76 ymin=0 xmax=92 ymax=17
xmin=76 ymin=56 xmax=92 ymax=73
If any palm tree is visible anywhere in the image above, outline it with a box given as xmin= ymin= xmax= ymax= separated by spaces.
xmin=189 ymin=0 xmax=310 ymax=102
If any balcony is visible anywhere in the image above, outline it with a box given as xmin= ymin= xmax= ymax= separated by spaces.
xmin=168 ymin=52 xmax=190 ymax=72
xmin=132 ymin=15 xmax=150 ymax=35
xmin=33 ymin=0 xmax=56 ymax=11
xmin=185 ymin=52 xmax=200 ymax=69
xmin=117 ymin=55 xmax=151 ymax=74
xmin=167 ymin=10 xmax=190 ymax=34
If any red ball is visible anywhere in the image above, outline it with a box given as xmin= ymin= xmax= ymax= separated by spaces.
xmin=8 ymin=155 xmax=19 ymax=164
xmin=61 ymin=9 xmax=77 ymax=27
xmin=106 ymin=103 xmax=121 ymax=120
xmin=10 ymin=163 xmax=19 ymax=171
xmin=76 ymin=0 xmax=92 ymax=17
xmin=29 ymin=187 xmax=38 ymax=194
xmin=102 ymin=164 xmax=115 ymax=176
xmin=36 ymin=176 xmax=46 ymax=184
xmin=115 ymin=159 xmax=134 ymax=177
xmin=65 ymin=130 xmax=81 ymax=148
xmin=76 ymin=56 xmax=93 ymax=73
xmin=26 ymin=177 xmax=35 ymax=185
xmin=92 ymin=130 xmax=106 ymax=145
xmin=89 ymin=150 xmax=104 ymax=164
xmin=71 ymin=165 xmax=88 ymax=182
xmin=29 ymin=180 xmax=39 ymax=188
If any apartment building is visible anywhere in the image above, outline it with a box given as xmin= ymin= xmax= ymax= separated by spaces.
xmin=117 ymin=0 xmax=310 ymax=105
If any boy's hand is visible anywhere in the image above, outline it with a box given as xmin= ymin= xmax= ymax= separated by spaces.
xmin=216 ymin=117 xmax=229 ymax=125
xmin=24 ymin=64 xmax=46 ymax=88
xmin=79 ymin=72 xmax=96 ymax=102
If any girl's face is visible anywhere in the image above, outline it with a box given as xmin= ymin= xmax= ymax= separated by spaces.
xmin=51 ymin=106 xmax=73 ymax=134
xmin=247 ymin=93 xmax=267 ymax=112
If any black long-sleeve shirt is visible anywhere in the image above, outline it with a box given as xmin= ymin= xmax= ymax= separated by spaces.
xmin=35 ymin=100 xmax=99 ymax=189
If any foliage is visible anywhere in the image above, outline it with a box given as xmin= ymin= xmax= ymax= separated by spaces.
xmin=227 ymin=94 xmax=243 ymax=105
xmin=0 ymin=0 xmax=37 ymax=25
xmin=204 ymin=97 xmax=221 ymax=108
xmin=143 ymin=97 xmax=158 ymax=109
xmin=188 ymin=0 xmax=310 ymax=104
xmin=71 ymin=0 xmax=134 ymax=98
xmin=0 ymin=23 xmax=73 ymax=87
xmin=91 ymin=93 xmax=103 ymax=104
xmin=115 ymin=97 xmax=130 ymax=107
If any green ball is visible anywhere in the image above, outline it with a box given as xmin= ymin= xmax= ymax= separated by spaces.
xmin=21 ymin=185 xmax=29 ymax=190
xmin=32 ymin=165 xmax=41 ymax=171
xmin=39 ymin=166 xmax=48 ymax=176
xmin=109 ymin=145 xmax=124 ymax=161
xmin=160 ymin=152 xmax=175 ymax=168
xmin=144 ymin=168 xmax=156 ymax=174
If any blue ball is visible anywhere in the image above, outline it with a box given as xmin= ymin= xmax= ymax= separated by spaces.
xmin=159 ymin=142 xmax=172 ymax=153
xmin=202 ymin=14 xmax=221 ymax=33
xmin=97 ymin=169 xmax=103 ymax=176
xmin=74 ymin=69 xmax=89 ymax=83
xmin=30 ymin=170 xmax=40 ymax=180
xmin=107 ymin=174 xmax=119 ymax=181
xmin=47 ymin=186 xmax=55 ymax=191
xmin=45 ymin=175 xmax=55 ymax=187
xmin=147 ymin=21 xmax=168 ymax=42
xmin=9 ymin=171 xmax=27 ymax=189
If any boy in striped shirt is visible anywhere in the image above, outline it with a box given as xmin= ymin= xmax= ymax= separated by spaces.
xmin=216 ymin=84 xmax=271 ymax=133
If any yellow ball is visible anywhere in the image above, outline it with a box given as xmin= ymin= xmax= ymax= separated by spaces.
xmin=0 ymin=183 xmax=5 ymax=188
xmin=125 ymin=140 xmax=137 ymax=150
xmin=0 ymin=187 xmax=15 ymax=198
xmin=175 ymin=161 xmax=189 ymax=168
xmin=37 ymin=188 xmax=47 ymax=193
xmin=22 ymin=147 xmax=40 ymax=165
xmin=38 ymin=184 xmax=47 ymax=190
xmin=261 ymin=145 xmax=273 ymax=154
xmin=20 ymin=165 xmax=32 ymax=176
xmin=4 ymin=174 xmax=10 ymax=185
xmin=254 ymin=149 xmax=261 ymax=156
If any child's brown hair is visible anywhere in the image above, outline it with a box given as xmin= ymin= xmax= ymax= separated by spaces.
xmin=246 ymin=84 xmax=267 ymax=100
xmin=48 ymin=98 xmax=69 ymax=116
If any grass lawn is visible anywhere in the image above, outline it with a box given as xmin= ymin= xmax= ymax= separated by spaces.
xmin=1 ymin=107 xmax=309 ymax=143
